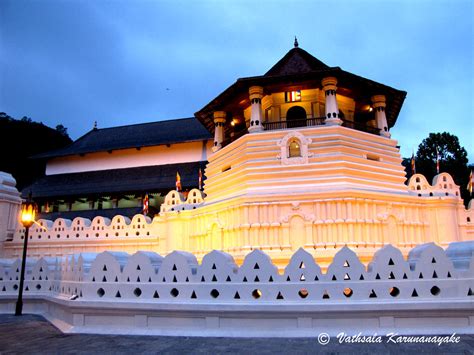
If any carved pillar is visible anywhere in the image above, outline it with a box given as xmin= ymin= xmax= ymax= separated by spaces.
xmin=321 ymin=77 xmax=342 ymax=126
xmin=248 ymin=86 xmax=264 ymax=133
xmin=371 ymin=95 xmax=390 ymax=137
xmin=212 ymin=111 xmax=226 ymax=152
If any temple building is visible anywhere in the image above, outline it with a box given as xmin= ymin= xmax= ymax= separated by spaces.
xmin=1 ymin=43 xmax=472 ymax=266
xmin=25 ymin=118 xmax=211 ymax=220
xmin=22 ymin=44 xmax=405 ymax=220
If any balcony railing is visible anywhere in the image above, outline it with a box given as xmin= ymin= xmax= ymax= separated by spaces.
xmin=263 ymin=117 xmax=325 ymax=131
xmin=222 ymin=117 xmax=381 ymax=148
xmin=341 ymin=119 xmax=381 ymax=135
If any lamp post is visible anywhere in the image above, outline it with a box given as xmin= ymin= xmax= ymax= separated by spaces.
xmin=15 ymin=199 xmax=36 ymax=316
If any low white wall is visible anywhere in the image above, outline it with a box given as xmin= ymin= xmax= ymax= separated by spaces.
xmin=0 ymin=243 xmax=472 ymax=337
xmin=0 ymin=296 xmax=472 ymax=337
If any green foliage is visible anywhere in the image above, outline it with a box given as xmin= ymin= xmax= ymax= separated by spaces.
xmin=415 ymin=132 xmax=470 ymax=205
xmin=401 ymin=157 xmax=412 ymax=175
xmin=0 ymin=112 xmax=72 ymax=190
xmin=55 ymin=124 xmax=68 ymax=137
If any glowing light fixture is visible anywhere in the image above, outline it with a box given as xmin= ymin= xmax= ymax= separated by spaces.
xmin=20 ymin=202 xmax=36 ymax=228
xmin=15 ymin=198 xmax=37 ymax=316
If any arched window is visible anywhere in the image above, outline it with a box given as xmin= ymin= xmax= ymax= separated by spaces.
xmin=286 ymin=106 xmax=307 ymax=128
xmin=288 ymin=139 xmax=301 ymax=158
xmin=278 ymin=131 xmax=312 ymax=165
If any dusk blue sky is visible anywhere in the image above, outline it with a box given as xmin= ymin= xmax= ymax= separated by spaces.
xmin=1 ymin=0 xmax=472 ymax=161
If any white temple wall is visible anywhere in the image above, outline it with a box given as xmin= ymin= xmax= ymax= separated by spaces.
xmin=1 ymin=125 xmax=473 ymax=267
xmin=203 ymin=125 xmax=407 ymax=204
xmin=4 ymin=188 xmax=473 ymax=268
xmin=46 ymin=140 xmax=212 ymax=175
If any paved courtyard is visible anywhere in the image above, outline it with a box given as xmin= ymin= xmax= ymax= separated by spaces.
xmin=0 ymin=314 xmax=473 ymax=354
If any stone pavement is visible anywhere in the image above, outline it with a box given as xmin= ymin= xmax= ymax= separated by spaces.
xmin=0 ymin=314 xmax=473 ymax=354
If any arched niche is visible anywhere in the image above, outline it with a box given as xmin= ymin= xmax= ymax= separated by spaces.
xmin=277 ymin=131 xmax=312 ymax=165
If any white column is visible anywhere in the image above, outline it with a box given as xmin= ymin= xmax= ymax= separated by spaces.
xmin=248 ymin=86 xmax=264 ymax=133
xmin=212 ymin=111 xmax=226 ymax=152
xmin=321 ymin=77 xmax=342 ymax=126
xmin=371 ymin=95 xmax=390 ymax=137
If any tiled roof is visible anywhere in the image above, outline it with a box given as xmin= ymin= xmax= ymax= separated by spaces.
xmin=264 ymin=47 xmax=330 ymax=76
xmin=34 ymin=117 xmax=212 ymax=159
xmin=22 ymin=162 xmax=205 ymax=199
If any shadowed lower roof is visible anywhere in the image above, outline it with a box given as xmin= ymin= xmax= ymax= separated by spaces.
xmin=21 ymin=161 xmax=205 ymax=199
xmin=34 ymin=117 xmax=212 ymax=159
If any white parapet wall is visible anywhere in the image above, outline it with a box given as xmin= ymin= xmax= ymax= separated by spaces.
xmin=0 ymin=243 xmax=472 ymax=337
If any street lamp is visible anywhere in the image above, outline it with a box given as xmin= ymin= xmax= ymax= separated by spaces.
xmin=15 ymin=199 xmax=37 ymax=316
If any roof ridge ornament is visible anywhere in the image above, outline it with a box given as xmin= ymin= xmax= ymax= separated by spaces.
xmin=93 ymin=121 xmax=98 ymax=130
xmin=294 ymin=36 xmax=299 ymax=48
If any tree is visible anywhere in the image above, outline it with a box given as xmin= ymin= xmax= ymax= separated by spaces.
xmin=401 ymin=157 xmax=413 ymax=176
xmin=415 ymin=132 xmax=470 ymax=205
xmin=0 ymin=114 xmax=72 ymax=190
xmin=56 ymin=124 xmax=68 ymax=137
xmin=0 ymin=112 xmax=11 ymax=121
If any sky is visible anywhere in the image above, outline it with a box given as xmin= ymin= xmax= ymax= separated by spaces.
xmin=1 ymin=0 xmax=473 ymax=161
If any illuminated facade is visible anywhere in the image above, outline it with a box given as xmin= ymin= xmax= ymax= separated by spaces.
xmin=0 ymin=45 xmax=473 ymax=266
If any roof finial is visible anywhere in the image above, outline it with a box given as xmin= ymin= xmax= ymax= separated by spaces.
xmin=294 ymin=36 xmax=299 ymax=48
xmin=93 ymin=121 xmax=97 ymax=130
